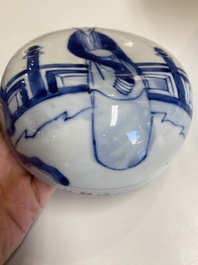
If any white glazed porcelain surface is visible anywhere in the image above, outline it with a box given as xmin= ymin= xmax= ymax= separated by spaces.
xmin=0 ymin=28 xmax=193 ymax=194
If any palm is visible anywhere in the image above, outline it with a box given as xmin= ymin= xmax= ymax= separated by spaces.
xmin=0 ymin=127 xmax=56 ymax=264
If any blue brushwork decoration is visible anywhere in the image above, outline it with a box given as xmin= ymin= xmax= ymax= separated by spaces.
xmin=0 ymin=28 xmax=193 ymax=193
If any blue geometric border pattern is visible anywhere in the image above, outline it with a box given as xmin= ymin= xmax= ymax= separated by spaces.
xmin=0 ymin=54 xmax=192 ymax=133
xmin=138 ymin=60 xmax=193 ymax=117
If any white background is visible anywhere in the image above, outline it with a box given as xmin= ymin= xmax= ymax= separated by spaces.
xmin=1 ymin=0 xmax=198 ymax=264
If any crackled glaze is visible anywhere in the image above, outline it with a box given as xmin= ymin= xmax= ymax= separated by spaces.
xmin=0 ymin=28 xmax=193 ymax=194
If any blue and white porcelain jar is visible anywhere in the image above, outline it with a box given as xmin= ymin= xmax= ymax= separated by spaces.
xmin=0 ymin=28 xmax=193 ymax=194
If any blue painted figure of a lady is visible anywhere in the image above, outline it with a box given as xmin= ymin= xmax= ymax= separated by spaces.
xmin=68 ymin=28 xmax=152 ymax=170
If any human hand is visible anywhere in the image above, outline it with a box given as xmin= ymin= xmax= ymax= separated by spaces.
xmin=0 ymin=125 xmax=56 ymax=265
